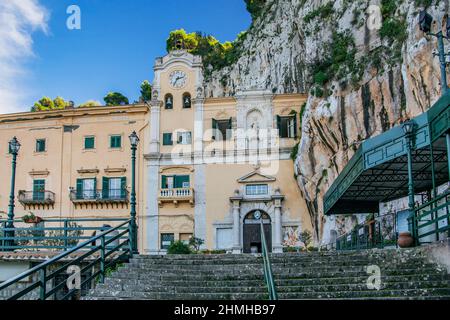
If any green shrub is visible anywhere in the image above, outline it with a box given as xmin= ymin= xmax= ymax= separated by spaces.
xmin=244 ymin=0 xmax=267 ymax=20
xmin=167 ymin=241 xmax=192 ymax=254
xmin=303 ymin=2 xmax=334 ymax=24
xmin=104 ymin=92 xmax=129 ymax=106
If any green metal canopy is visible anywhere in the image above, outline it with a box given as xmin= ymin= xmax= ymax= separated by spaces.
xmin=324 ymin=91 xmax=450 ymax=215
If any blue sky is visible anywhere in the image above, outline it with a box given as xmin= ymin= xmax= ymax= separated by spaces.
xmin=0 ymin=0 xmax=251 ymax=113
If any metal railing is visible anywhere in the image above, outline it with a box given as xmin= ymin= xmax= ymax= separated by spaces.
xmin=409 ymin=191 xmax=450 ymax=245
xmin=335 ymin=219 xmax=397 ymax=251
xmin=18 ymin=190 xmax=55 ymax=205
xmin=69 ymin=189 xmax=129 ymax=202
xmin=0 ymin=218 xmax=129 ymax=251
xmin=259 ymin=219 xmax=277 ymax=300
xmin=0 ymin=220 xmax=132 ymax=300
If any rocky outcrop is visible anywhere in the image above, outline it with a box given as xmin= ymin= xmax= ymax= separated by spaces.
xmin=204 ymin=0 xmax=450 ymax=244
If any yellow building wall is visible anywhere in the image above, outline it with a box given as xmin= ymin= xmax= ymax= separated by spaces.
xmin=0 ymin=106 xmax=149 ymax=250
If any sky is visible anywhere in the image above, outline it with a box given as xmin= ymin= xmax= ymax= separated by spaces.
xmin=0 ymin=0 xmax=251 ymax=114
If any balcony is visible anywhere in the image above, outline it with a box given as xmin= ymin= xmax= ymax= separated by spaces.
xmin=18 ymin=190 xmax=55 ymax=208
xmin=158 ymin=188 xmax=194 ymax=207
xmin=69 ymin=189 xmax=129 ymax=208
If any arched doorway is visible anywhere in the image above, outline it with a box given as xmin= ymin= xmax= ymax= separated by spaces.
xmin=243 ymin=210 xmax=272 ymax=253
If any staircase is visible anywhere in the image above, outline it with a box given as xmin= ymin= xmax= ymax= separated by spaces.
xmin=85 ymin=248 xmax=450 ymax=300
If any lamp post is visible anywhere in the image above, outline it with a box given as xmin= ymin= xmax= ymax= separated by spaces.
xmin=402 ymin=121 xmax=417 ymax=244
xmin=419 ymin=10 xmax=449 ymax=95
xmin=6 ymin=137 xmax=20 ymax=249
xmin=129 ymin=131 xmax=140 ymax=254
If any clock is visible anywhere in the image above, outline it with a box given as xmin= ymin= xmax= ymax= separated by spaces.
xmin=169 ymin=70 xmax=187 ymax=89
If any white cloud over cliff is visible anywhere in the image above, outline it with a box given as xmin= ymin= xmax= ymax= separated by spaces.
xmin=0 ymin=0 xmax=49 ymax=114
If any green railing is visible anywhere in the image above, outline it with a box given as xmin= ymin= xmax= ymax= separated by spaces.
xmin=335 ymin=219 xmax=397 ymax=251
xmin=0 ymin=218 xmax=129 ymax=251
xmin=0 ymin=220 xmax=132 ymax=300
xmin=409 ymin=191 xmax=450 ymax=245
xmin=259 ymin=219 xmax=277 ymax=300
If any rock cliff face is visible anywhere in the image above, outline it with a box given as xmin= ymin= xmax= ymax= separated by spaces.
xmin=204 ymin=0 xmax=450 ymax=243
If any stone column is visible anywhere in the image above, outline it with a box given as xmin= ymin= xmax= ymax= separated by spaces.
xmin=149 ymin=97 xmax=162 ymax=154
xmin=272 ymin=188 xmax=285 ymax=253
xmin=193 ymin=92 xmax=205 ymax=164
xmin=230 ymin=191 xmax=243 ymax=254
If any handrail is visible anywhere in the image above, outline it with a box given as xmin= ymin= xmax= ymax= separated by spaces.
xmin=0 ymin=220 xmax=132 ymax=300
xmin=410 ymin=191 xmax=450 ymax=244
xmin=259 ymin=219 xmax=278 ymax=300
xmin=0 ymin=217 xmax=129 ymax=251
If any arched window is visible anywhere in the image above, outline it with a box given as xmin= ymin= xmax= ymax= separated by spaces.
xmin=182 ymin=93 xmax=191 ymax=109
xmin=165 ymin=94 xmax=173 ymax=109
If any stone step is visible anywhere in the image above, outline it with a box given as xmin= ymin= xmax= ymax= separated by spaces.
xmin=128 ymin=257 xmax=429 ymax=266
xmin=95 ymin=280 xmax=450 ymax=294
xmin=109 ymin=268 xmax=446 ymax=281
xmin=104 ymin=274 xmax=450 ymax=288
xmin=86 ymin=287 xmax=450 ymax=300
xmin=126 ymin=261 xmax=437 ymax=270
xmin=134 ymin=249 xmax=426 ymax=259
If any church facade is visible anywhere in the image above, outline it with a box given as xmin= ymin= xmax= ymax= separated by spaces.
xmin=141 ymin=50 xmax=310 ymax=254
xmin=0 ymin=49 xmax=312 ymax=254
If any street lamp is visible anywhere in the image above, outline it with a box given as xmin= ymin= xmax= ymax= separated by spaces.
xmin=129 ymin=131 xmax=139 ymax=254
xmin=6 ymin=137 xmax=20 ymax=249
xmin=402 ymin=120 xmax=417 ymax=244
xmin=418 ymin=10 xmax=449 ymax=95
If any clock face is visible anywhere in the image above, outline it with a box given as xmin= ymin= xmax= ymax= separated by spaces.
xmin=169 ymin=70 xmax=187 ymax=89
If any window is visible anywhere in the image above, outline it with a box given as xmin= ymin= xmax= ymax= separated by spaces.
xmin=177 ymin=132 xmax=192 ymax=145
xmin=277 ymin=114 xmax=297 ymax=138
xmin=212 ymin=118 xmax=232 ymax=141
xmin=182 ymin=93 xmax=191 ymax=108
xmin=246 ymin=184 xmax=269 ymax=196
xmin=102 ymin=177 xmax=126 ymax=199
xmin=33 ymin=180 xmax=45 ymax=201
xmin=162 ymin=133 xmax=173 ymax=146
xmin=110 ymin=135 xmax=122 ymax=149
xmin=84 ymin=136 xmax=95 ymax=149
xmin=179 ymin=233 xmax=192 ymax=245
xmin=165 ymin=94 xmax=173 ymax=109
xmin=36 ymin=139 xmax=46 ymax=152
xmin=76 ymin=178 xmax=96 ymax=200
xmin=161 ymin=233 xmax=174 ymax=250
xmin=161 ymin=175 xmax=190 ymax=189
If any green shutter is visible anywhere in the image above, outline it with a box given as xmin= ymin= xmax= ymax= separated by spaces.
xmin=102 ymin=177 xmax=109 ymax=199
xmin=175 ymin=175 xmax=190 ymax=188
xmin=227 ymin=118 xmax=232 ymax=140
xmin=76 ymin=179 xmax=83 ymax=199
xmin=276 ymin=115 xmax=281 ymax=130
xmin=93 ymin=178 xmax=97 ymax=198
xmin=161 ymin=175 xmax=167 ymax=189
xmin=212 ymin=119 xmax=217 ymax=139
xmin=293 ymin=113 xmax=298 ymax=138
xmin=163 ymin=133 xmax=173 ymax=146
xmin=121 ymin=177 xmax=127 ymax=198
xmin=85 ymin=137 xmax=95 ymax=149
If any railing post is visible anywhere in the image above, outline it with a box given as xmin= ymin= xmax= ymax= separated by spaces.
xmin=63 ymin=220 xmax=69 ymax=251
xmin=39 ymin=268 xmax=46 ymax=300
xmin=100 ymin=235 xmax=105 ymax=284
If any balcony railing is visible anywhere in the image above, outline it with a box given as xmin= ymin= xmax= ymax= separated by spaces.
xmin=158 ymin=188 xmax=194 ymax=207
xmin=18 ymin=190 xmax=55 ymax=206
xmin=69 ymin=189 xmax=129 ymax=203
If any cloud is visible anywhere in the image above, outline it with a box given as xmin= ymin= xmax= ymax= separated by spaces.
xmin=0 ymin=0 xmax=49 ymax=114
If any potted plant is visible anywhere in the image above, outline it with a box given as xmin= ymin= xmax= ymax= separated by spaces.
xmin=22 ymin=213 xmax=43 ymax=224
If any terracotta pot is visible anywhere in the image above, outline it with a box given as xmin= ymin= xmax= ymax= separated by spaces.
xmin=397 ymin=232 xmax=414 ymax=248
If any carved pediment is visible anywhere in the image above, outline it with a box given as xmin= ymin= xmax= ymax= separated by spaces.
xmin=237 ymin=171 xmax=276 ymax=184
